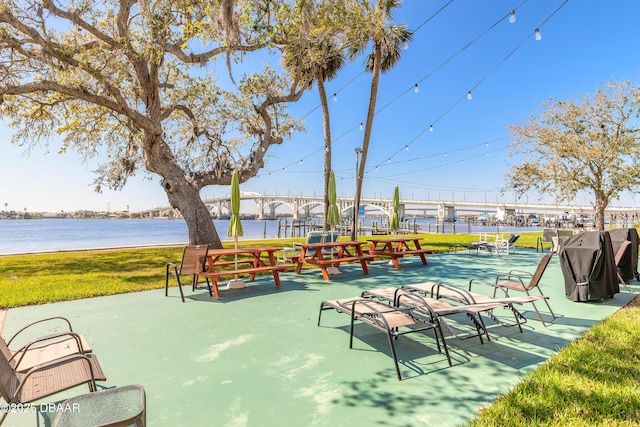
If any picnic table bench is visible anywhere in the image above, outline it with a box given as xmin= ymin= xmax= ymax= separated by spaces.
xmin=201 ymin=247 xmax=295 ymax=297
xmin=293 ymin=240 xmax=374 ymax=280
xmin=367 ymin=237 xmax=433 ymax=269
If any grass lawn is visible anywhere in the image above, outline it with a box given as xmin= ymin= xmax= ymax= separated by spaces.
xmin=1 ymin=230 xmax=638 ymax=426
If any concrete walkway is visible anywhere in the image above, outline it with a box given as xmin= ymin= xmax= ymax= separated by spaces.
xmin=2 ymin=249 xmax=635 ymax=426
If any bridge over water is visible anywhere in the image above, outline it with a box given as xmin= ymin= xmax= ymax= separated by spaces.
xmin=136 ymin=193 xmax=640 ymax=222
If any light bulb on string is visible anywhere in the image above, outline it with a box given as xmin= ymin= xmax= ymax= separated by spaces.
xmin=509 ymin=10 xmax=516 ymax=23
xmin=359 ymin=122 xmax=363 ymax=131
xmin=405 ymin=145 xmax=409 ymax=151
xmin=333 ymin=93 xmax=337 ymax=102
xmin=429 ymin=125 xmax=433 ymax=132
xmin=387 ymin=158 xmax=391 ymax=164
xmin=414 ymin=84 xmax=419 ymax=93
xmin=535 ymin=29 xmax=542 ymax=40
xmin=467 ymin=91 xmax=472 ymax=100
xmin=403 ymin=41 xmax=409 ymax=50
xmin=299 ymin=159 xmax=303 ymax=165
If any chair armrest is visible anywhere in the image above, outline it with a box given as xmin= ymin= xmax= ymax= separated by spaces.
xmin=9 ymin=331 xmax=86 ymax=368
xmin=6 ymin=317 xmax=74 ymax=347
xmin=434 ymin=282 xmax=477 ymax=304
xmin=508 ymin=269 xmax=533 ymax=277
xmin=468 ymin=278 xmax=504 ymax=296
xmin=15 ymin=353 xmax=99 ymax=400
xmin=495 ymin=273 xmax=528 ymax=284
xmin=9 ymin=331 xmax=84 ymax=363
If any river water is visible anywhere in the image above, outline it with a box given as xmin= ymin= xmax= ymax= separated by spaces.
xmin=0 ymin=217 xmax=539 ymax=255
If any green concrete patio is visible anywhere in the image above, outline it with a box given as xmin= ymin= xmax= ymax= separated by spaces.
xmin=2 ymin=248 xmax=636 ymax=427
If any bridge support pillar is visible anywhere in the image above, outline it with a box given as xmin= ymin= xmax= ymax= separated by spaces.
xmin=216 ymin=201 xmax=224 ymax=219
xmin=437 ymin=203 xmax=455 ymax=222
xmin=257 ymin=200 xmax=265 ymax=220
xmin=292 ymin=200 xmax=299 ymax=220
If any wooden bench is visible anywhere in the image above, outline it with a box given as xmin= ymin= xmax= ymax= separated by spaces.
xmin=208 ymin=259 xmax=256 ymax=268
xmin=310 ymin=255 xmax=376 ymax=266
xmin=200 ymin=264 xmax=296 ymax=298
xmin=304 ymin=255 xmax=376 ymax=280
xmin=369 ymin=248 xmax=433 ymax=268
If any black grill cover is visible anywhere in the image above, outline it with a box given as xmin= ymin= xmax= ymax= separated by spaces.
xmin=607 ymin=228 xmax=639 ymax=282
xmin=558 ymin=231 xmax=619 ymax=301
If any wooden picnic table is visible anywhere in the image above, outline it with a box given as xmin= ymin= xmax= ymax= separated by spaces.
xmin=201 ymin=246 xmax=295 ymax=297
xmin=367 ymin=237 xmax=433 ymax=269
xmin=293 ymin=240 xmax=375 ymax=281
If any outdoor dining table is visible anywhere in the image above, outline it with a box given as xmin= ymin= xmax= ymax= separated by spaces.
xmin=293 ymin=240 xmax=374 ymax=280
xmin=367 ymin=237 xmax=433 ymax=269
xmin=203 ymin=246 xmax=294 ymax=296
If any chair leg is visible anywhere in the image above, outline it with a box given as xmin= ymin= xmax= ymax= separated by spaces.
xmin=349 ymin=312 xmax=357 ymax=349
xmin=166 ymin=266 xmax=185 ymax=303
xmin=202 ymin=276 xmax=214 ymax=297
xmin=165 ymin=265 xmax=171 ymax=296
xmin=618 ymin=272 xmax=632 ymax=293
xmin=434 ymin=320 xmax=452 ymax=367
xmin=175 ymin=276 xmax=185 ymax=303
xmin=317 ymin=302 xmax=327 ymax=326
xmin=386 ymin=333 xmax=403 ymax=381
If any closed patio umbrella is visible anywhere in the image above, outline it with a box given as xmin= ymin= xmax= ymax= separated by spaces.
xmin=327 ymin=171 xmax=340 ymax=227
xmin=326 ymin=171 xmax=341 ymax=275
xmin=227 ymin=171 xmax=245 ymax=289
xmin=389 ymin=185 xmax=400 ymax=234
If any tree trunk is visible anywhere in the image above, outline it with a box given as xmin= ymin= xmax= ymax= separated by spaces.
xmin=147 ymin=135 xmax=223 ymax=248
xmin=351 ymin=42 xmax=382 ymax=241
xmin=317 ymin=74 xmax=332 ymax=231
xmin=162 ymin=175 xmax=223 ymax=247
xmin=595 ymin=194 xmax=608 ymax=231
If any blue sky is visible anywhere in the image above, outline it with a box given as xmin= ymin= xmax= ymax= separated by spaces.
xmin=1 ymin=0 xmax=640 ymax=213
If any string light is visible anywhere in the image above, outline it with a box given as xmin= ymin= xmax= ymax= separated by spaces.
xmin=405 ymin=145 xmax=409 ymax=151
xmin=263 ymin=2 xmax=569 ymax=178
xmin=333 ymin=93 xmax=337 ymax=102
xmin=414 ymin=84 xmax=419 ymax=93
xmin=509 ymin=10 xmax=516 ymax=23
xmin=403 ymin=41 xmax=409 ymax=50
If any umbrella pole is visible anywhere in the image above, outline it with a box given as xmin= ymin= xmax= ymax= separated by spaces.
xmin=327 ymin=226 xmax=341 ymax=275
xmin=227 ymin=235 xmax=246 ymax=289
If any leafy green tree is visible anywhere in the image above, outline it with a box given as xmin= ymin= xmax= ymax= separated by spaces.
xmin=281 ymin=0 xmax=346 ymax=230
xmin=507 ymin=80 xmax=640 ymax=230
xmin=0 ymin=0 xmax=304 ymax=247
xmin=345 ymin=0 xmax=412 ymax=240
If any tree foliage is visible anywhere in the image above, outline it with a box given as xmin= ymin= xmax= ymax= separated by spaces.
xmin=0 ymin=0 xmax=304 ymax=246
xmin=507 ymin=80 xmax=640 ymax=230
xmin=345 ymin=0 xmax=411 ymax=239
xmin=280 ymin=0 xmax=346 ymax=230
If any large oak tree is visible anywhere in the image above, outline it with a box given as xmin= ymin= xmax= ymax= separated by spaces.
xmin=507 ymin=80 xmax=640 ymax=230
xmin=0 ymin=0 xmax=306 ymax=247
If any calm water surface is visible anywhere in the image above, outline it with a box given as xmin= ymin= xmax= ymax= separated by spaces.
xmin=0 ymin=218 xmax=282 ymax=255
xmin=0 ymin=218 xmax=536 ymax=255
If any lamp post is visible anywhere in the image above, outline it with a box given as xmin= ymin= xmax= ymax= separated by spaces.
xmin=352 ymin=148 xmax=363 ymax=241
